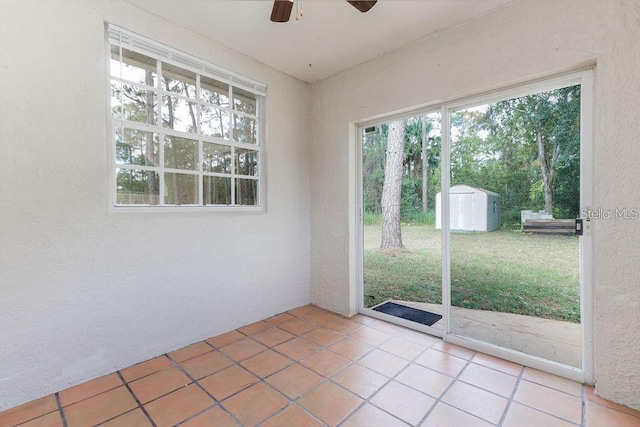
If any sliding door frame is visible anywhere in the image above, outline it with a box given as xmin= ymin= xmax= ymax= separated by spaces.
xmin=355 ymin=106 xmax=444 ymax=337
xmin=354 ymin=68 xmax=594 ymax=384
xmin=441 ymin=69 xmax=594 ymax=383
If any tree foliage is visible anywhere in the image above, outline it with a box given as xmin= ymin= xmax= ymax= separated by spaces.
xmin=112 ymin=66 xmax=259 ymax=205
xmin=482 ymin=85 xmax=580 ymax=219
xmin=362 ymin=115 xmax=441 ymax=225
xmin=362 ymin=85 xmax=580 ymax=229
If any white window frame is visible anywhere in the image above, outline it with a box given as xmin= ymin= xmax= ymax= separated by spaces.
xmin=106 ymin=24 xmax=266 ymax=211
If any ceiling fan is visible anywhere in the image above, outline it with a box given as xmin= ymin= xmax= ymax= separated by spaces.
xmin=271 ymin=0 xmax=377 ymax=23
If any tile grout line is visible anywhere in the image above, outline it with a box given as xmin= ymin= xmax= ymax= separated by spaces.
xmin=244 ymin=310 xmax=589 ymax=427
xmin=12 ymin=306 xmax=631 ymax=427
xmin=416 ymin=349 xmax=493 ymax=426
xmin=502 ymin=378 xmax=585 ymax=426
xmin=121 ymin=353 xmax=206 ymax=408
xmin=582 ymin=385 xmax=640 ymax=421
xmin=330 ymin=352 xmax=406 ymax=423
xmin=164 ymin=352 xmax=244 ymax=427
xmin=371 ymin=327 xmax=517 ymax=426
xmin=53 ymin=380 xmax=123 ymax=411
xmin=582 ymin=384 xmax=587 ymax=427
xmin=258 ymin=401 xmax=325 ymax=427
xmin=181 ymin=316 xmax=332 ymax=425
xmin=276 ymin=310 xmax=636 ymax=427
xmin=270 ymin=318 xmax=368 ymax=425
xmin=497 ymin=363 xmax=525 ymax=426
xmin=231 ymin=307 xmax=333 ymax=425
xmin=10 ymin=395 xmax=64 ymax=427
xmin=472 ymin=359 xmax=583 ymax=426
xmin=54 ymin=392 xmax=68 ymax=427
xmin=268 ymin=311 xmax=390 ymax=426
xmin=335 ymin=363 xmax=404 ymax=424
xmin=335 ymin=321 xmax=472 ymax=425
xmin=121 ymin=354 xmax=174 ymax=383
xmin=324 ymin=316 xmax=501 ymax=426
xmin=463 ymin=355 xmax=585 ymax=426
xmin=426 ymin=347 xmax=524 ymax=399
xmin=517 ymin=375 xmax=586 ymax=398
xmin=337 ymin=334 xmax=437 ymax=427
xmin=125 ymin=342 xmax=266 ymax=423
xmin=95 ymin=408 xmax=146 ymax=426
xmin=115 ymin=371 xmax=157 ymax=427
xmin=511 ymin=400 xmax=584 ymax=426
xmin=455 ymin=375 xmax=518 ymax=401
xmin=254 ymin=335 xmax=328 ymax=427
xmin=53 ymin=377 xmax=136 ymax=425
xmin=123 ymin=358 xmax=199 ymax=408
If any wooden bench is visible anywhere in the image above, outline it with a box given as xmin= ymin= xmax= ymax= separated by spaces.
xmin=522 ymin=219 xmax=576 ymax=234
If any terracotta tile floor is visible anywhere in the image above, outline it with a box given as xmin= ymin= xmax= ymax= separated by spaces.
xmin=2 ymin=305 xmax=640 ymax=427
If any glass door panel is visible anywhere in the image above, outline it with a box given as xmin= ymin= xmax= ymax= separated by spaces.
xmin=447 ymin=85 xmax=582 ymax=368
xmin=360 ymin=112 xmax=444 ymax=331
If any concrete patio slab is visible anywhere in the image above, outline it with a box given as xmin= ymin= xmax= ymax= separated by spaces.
xmin=387 ymin=300 xmax=581 ymax=368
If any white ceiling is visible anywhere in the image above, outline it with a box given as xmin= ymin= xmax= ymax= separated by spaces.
xmin=125 ymin=0 xmax=512 ymax=83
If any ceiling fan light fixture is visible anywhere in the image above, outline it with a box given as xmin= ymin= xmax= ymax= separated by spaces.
xmin=270 ymin=0 xmax=376 ymax=23
xmin=347 ymin=1 xmax=377 ymax=13
xmin=271 ymin=0 xmax=294 ymax=22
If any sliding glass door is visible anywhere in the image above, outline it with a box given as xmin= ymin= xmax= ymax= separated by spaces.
xmin=358 ymin=70 xmax=592 ymax=380
xmin=358 ymin=112 xmax=443 ymax=335
xmin=445 ymin=79 xmax=585 ymax=370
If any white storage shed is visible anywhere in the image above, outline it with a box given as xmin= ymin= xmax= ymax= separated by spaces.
xmin=435 ymin=185 xmax=501 ymax=231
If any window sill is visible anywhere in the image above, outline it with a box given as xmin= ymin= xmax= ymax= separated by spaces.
xmin=110 ymin=205 xmax=265 ymax=214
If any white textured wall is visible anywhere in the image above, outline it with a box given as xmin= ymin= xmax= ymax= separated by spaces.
xmin=309 ymin=0 xmax=640 ymax=409
xmin=0 ymin=0 xmax=310 ymax=409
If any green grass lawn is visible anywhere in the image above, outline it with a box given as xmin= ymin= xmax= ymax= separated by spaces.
xmin=363 ymin=225 xmax=581 ymax=323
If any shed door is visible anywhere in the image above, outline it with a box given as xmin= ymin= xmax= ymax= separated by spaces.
xmin=451 ymin=193 xmax=473 ymax=231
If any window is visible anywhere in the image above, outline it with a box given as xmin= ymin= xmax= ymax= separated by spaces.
xmin=108 ymin=25 xmax=266 ymax=208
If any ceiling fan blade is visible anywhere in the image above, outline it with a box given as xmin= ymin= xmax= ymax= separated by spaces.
xmin=271 ymin=0 xmax=294 ymax=22
xmin=347 ymin=1 xmax=377 ymax=13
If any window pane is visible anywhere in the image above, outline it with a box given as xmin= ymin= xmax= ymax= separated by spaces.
xmin=233 ymin=114 xmax=257 ymax=144
xmin=236 ymin=178 xmax=258 ymax=206
xmin=201 ymin=106 xmax=230 ymax=139
xmin=111 ymin=81 xmax=157 ymax=125
xmin=164 ymin=136 xmax=198 ymax=170
xmin=110 ymin=46 xmax=157 ymax=87
xmin=110 ymin=32 xmax=262 ymax=209
xmin=162 ymin=64 xmax=196 ymax=99
xmin=235 ymin=148 xmax=259 ymax=176
xmin=115 ymin=128 xmax=159 ymax=167
xmin=201 ymin=76 xmax=230 ymax=108
xmin=164 ymin=173 xmax=198 ymax=205
xmin=233 ymin=87 xmax=257 ymax=115
xmin=116 ymin=169 xmax=160 ymax=205
xmin=162 ymin=95 xmax=197 ymax=133
xmin=203 ymin=176 xmax=232 ymax=205
xmin=203 ymin=143 xmax=232 ymax=173
xmin=111 ymin=81 xmax=123 ymax=119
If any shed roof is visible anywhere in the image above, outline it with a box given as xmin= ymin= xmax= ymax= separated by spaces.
xmin=448 ymin=184 xmax=501 ymax=197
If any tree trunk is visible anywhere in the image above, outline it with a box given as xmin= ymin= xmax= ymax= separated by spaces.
xmin=536 ymin=129 xmax=558 ymax=214
xmin=421 ymin=115 xmax=428 ymax=213
xmin=145 ymin=71 xmax=158 ymax=204
xmin=184 ymin=82 xmax=198 ymax=133
xmin=381 ymin=120 xmax=405 ymax=249
xmin=164 ymin=79 xmax=180 ymax=205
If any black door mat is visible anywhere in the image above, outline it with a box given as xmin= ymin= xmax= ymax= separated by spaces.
xmin=372 ymin=301 xmax=443 ymax=327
